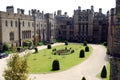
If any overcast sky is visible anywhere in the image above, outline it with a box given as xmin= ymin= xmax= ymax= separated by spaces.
xmin=0 ymin=0 xmax=115 ymax=17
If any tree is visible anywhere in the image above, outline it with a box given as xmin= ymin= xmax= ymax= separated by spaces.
xmin=3 ymin=53 xmax=28 ymax=80
xmin=101 ymin=65 xmax=107 ymax=78
xmin=52 ymin=59 xmax=60 ymax=70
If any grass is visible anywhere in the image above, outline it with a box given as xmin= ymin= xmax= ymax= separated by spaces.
xmin=97 ymin=62 xmax=110 ymax=80
xmin=27 ymin=43 xmax=92 ymax=73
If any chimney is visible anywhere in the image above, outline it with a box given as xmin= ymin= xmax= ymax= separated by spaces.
xmin=29 ymin=10 xmax=31 ymax=15
xmin=6 ymin=6 xmax=14 ymax=13
xmin=99 ymin=8 xmax=102 ymax=13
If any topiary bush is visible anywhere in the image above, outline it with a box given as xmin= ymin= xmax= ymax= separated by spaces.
xmin=2 ymin=43 xmax=9 ymax=52
xmin=101 ymin=65 xmax=107 ymax=78
xmin=64 ymin=41 xmax=68 ymax=45
xmin=34 ymin=47 xmax=38 ymax=53
xmin=52 ymin=59 xmax=60 ymax=70
xmin=79 ymin=50 xmax=85 ymax=58
xmin=71 ymin=50 xmax=74 ymax=53
xmin=81 ymin=77 xmax=86 ymax=80
xmin=47 ymin=44 xmax=51 ymax=49
xmin=83 ymin=41 xmax=87 ymax=46
xmin=85 ymin=46 xmax=89 ymax=52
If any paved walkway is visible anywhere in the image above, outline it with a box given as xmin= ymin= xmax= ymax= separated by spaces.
xmin=0 ymin=43 xmax=108 ymax=80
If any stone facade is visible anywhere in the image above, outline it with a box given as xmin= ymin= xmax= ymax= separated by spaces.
xmin=0 ymin=5 xmax=108 ymax=49
xmin=0 ymin=6 xmax=55 ymax=49
xmin=73 ymin=6 xmax=108 ymax=43
xmin=55 ymin=10 xmax=74 ymax=41
xmin=108 ymin=0 xmax=120 ymax=80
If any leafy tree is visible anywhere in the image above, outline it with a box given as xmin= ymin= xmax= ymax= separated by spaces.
xmin=101 ymin=65 xmax=107 ymax=78
xmin=3 ymin=53 xmax=28 ymax=80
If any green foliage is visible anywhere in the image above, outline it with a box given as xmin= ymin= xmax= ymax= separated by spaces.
xmin=23 ymin=40 xmax=32 ymax=47
xmin=34 ymin=47 xmax=38 ymax=53
xmin=37 ymin=42 xmax=44 ymax=46
xmin=101 ymin=65 xmax=107 ymax=78
xmin=85 ymin=46 xmax=89 ymax=52
xmin=71 ymin=50 xmax=74 ymax=53
xmin=47 ymin=44 xmax=51 ymax=49
xmin=3 ymin=53 xmax=28 ymax=80
xmin=52 ymin=59 xmax=60 ymax=70
xmin=79 ymin=50 xmax=85 ymax=58
xmin=82 ymin=77 xmax=86 ymax=80
xmin=3 ymin=43 xmax=9 ymax=52
xmin=106 ymin=49 xmax=110 ymax=55
xmin=64 ymin=41 xmax=68 ymax=45
xmin=83 ymin=41 xmax=87 ymax=46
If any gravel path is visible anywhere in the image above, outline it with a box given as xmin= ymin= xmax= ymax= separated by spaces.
xmin=0 ymin=43 xmax=108 ymax=80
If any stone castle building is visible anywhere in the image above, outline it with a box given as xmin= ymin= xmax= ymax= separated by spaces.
xmin=108 ymin=0 xmax=120 ymax=79
xmin=0 ymin=6 xmax=56 ymax=49
xmin=0 ymin=5 xmax=108 ymax=49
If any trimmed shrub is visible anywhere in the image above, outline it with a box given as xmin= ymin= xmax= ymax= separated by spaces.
xmin=79 ymin=50 xmax=85 ymax=58
xmin=34 ymin=47 xmax=38 ymax=53
xmin=47 ymin=44 xmax=51 ymax=49
xmin=3 ymin=43 xmax=9 ymax=52
xmin=101 ymin=65 xmax=107 ymax=78
xmin=64 ymin=41 xmax=68 ymax=45
xmin=83 ymin=41 xmax=87 ymax=46
xmin=82 ymin=77 xmax=86 ymax=80
xmin=85 ymin=46 xmax=89 ymax=52
xmin=52 ymin=59 xmax=60 ymax=70
xmin=71 ymin=50 xmax=74 ymax=53
xmin=23 ymin=40 xmax=32 ymax=47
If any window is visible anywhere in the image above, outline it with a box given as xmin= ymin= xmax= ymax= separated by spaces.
xmin=11 ymin=20 xmax=13 ymax=27
xmin=5 ymin=20 xmax=8 ymax=27
xmin=23 ymin=21 xmax=24 ymax=27
xmin=15 ymin=21 xmax=17 ymax=27
xmin=28 ymin=22 xmax=30 ymax=27
xmin=9 ymin=32 xmax=14 ymax=41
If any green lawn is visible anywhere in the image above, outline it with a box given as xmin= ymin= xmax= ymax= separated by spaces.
xmin=27 ymin=43 xmax=92 ymax=73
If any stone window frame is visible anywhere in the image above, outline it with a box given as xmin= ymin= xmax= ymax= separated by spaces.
xmin=9 ymin=32 xmax=14 ymax=41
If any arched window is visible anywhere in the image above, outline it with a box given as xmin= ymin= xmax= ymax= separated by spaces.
xmin=9 ymin=32 xmax=14 ymax=41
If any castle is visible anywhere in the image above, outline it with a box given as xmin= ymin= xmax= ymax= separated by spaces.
xmin=0 ymin=5 xmax=108 ymax=49
xmin=108 ymin=0 xmax=120 ymax=79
